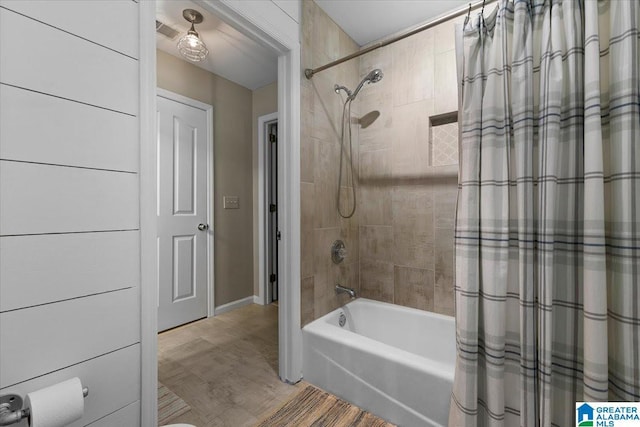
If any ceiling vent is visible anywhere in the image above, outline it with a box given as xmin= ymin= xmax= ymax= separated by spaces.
xmin=156 ymin=20 xmax=180 ymax=40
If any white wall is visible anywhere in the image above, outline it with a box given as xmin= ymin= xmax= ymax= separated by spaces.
xmin=0 ymin=1 xmax=141 ymax=425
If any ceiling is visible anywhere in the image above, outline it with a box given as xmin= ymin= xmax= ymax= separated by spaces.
xmin=156 ymin=0 xmax=278 ymax=91
xmin=315 ymin=0 xmax=470 ymax=46
xmin=156 ymin=1 xmax=470 ymax=89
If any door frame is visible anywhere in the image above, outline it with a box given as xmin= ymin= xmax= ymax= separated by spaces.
xmin=156 ymin=88 xmax=215 ymax=318
xmin=139 ymin=1 xmax=302 ymax=425
xmin=257 ymin=112 xmax=278 ymax=306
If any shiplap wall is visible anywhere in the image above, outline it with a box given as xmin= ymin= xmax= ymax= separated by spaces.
xmin=0 ymin=1 xmax=141 ymax=425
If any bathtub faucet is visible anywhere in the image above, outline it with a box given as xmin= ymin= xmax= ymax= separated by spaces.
xmin=335 ymin=284 xmax=357 ymax=299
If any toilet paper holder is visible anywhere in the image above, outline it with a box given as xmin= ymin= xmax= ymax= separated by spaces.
xmin=0 ymin=387 xmax=88 ymax=426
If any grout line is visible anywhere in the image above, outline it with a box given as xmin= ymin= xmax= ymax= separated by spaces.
xmin=0 ymin=159 xmax=138 ymax=174
xmin=0 ymin=6 xmax=139 ymax=61
xmin=0 ymin=83 xmax=137 ymax=117
xmin=0 ymin=229 xmax=140 ymax=238
xmin=0 ymin=286 xmax=134 ymax=314
xmin=1 ymin=343 xmax=140 ymax=389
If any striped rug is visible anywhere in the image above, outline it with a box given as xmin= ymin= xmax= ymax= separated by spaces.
xmin=255 ymin=385 xmax=396 ymax=427
xmin=158 ymin=382 xmax=190 ymax=425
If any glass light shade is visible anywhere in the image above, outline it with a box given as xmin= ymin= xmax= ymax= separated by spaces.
xmin=177 ymin=27 xmax=208 ymax=62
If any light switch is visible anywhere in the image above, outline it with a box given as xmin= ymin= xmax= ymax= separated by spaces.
xmin=224 ymin=196 xmax=239 ymax=209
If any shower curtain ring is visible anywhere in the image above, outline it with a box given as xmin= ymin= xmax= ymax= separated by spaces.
xmin=464 ymin=3 xmax=472 ymax=26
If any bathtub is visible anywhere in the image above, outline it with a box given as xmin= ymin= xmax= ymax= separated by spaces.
xmin=302 ymin=298 xmax=455 ymax=427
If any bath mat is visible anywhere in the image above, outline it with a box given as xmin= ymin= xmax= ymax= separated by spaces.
xmin=158 ymin=382 xmax=191 ymax=425
xmin=255 ymin=385 xmax=396 ymax=427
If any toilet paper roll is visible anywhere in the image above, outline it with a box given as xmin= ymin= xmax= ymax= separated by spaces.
xmin=25 ymin=377 xmax=85 ymax=427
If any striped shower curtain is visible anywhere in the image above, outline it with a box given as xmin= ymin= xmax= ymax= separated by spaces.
xmin=451 ymin=1 xmax=639 ymax=426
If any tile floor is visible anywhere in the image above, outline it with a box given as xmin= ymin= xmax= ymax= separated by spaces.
xmin=158 ymin=303 xmax=302 ymax=426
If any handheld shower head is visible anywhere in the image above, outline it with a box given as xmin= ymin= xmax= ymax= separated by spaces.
xmin=349 ymin=68 xmax=383 ymax=100
xmin=367 ymin=68 xmax=384 ymax=83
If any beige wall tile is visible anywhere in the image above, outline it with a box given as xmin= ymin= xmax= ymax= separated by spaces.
xmin=358 ymin=149 xmax=392 ymax=226
xmin=392 ymin=187 xmax=434 ymax=269
xmin=300 ymin=136 xmax=316 ymax=183
xmin=394 ymin=266 xmax=434 ymax=311
xmin=434 ymin=49 xmax=458 ymax=115
xmin=434 ymin=179 xmax=458 ymax=229
xmin=340 ymin=260 xmax=360 ymax=295
xmin=311 ymin=4 xmax=339 ymax=67
xmin=392 ymin=100 xmax=433 ymax=178
xmin=360 ymin=259 xmax=394 ymax=302
xmin=360 ymin=225 xmax=393 ymax=262
xmin=391 ymin=30 xmax=435 ymax=107
xmin=301 ymin=277 xmax=314 ymax=326
xmin=313 ymin=277 xmax=330 ymax=324
xmin=302 ymin=82 xmax=314 ymax=114
xmin=359 ymin=186 xmax=392 ymax=226
xmin=358 ymin=47 xmax=393 ymax=145
xmin=359 ymin=46 xmax=393 ymax=88
xmin=433 ymin=19 xmax=456 ymax=55
xmin=311 ymin=80 xmax=341 ymax=142
xmin=434 ymin=227 xmax=455 ymax=316
xmin=315 ymin=226 xmax=357 ymax=316
xmin=314 ymin=140 xmax=340 ymax=229
xmin=434 ymin=283 xmax=454 ymax=316
xmin=301 ymin=0 xmax=315 ymax=69
xmin=358 ymin=117 xmax=392 ymax=152
xmin=301 ymin=0 xmax=365 ymax=323
xmin=313 ymin=227 xmax=340 ymax=275
xmin=351 ymin=12 xmax=461 ymax=315
xmin=338 ymin=189 xmax=360 ymax=263
xmin=301 ymin=0 xmax=463 ymax=321
xmin=333 ymin=262 xmax=358 ymax=309
xmin=301 ymin=182 xmax=315 ymax=278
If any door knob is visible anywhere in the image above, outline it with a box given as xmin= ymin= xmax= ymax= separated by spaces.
xmin=198 ymin=223 xmax=209 ymax=231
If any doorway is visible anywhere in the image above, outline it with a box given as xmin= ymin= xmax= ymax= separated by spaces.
xmin=156 ymin=89 xmax=214 ymax=332
xmin=258 ymin=113 xmax=279 ymax=305
xmin=267 ymin=120 xmax=278 ymax=303
xmin=139 ymin=1 xmax=302 ymax=424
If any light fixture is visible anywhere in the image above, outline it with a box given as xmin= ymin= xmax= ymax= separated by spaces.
xmin=177 ymin=9 xmax=208 ymax=62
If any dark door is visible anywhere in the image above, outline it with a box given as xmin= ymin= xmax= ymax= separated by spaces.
xmin=267 ymin=121 xmax=278 ymax=302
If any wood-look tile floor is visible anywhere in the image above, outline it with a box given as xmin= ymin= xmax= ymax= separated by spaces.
xmin=158 ymin=303 xmax=302 ymax=427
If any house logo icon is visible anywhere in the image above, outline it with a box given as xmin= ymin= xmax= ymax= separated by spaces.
xmin=577 ymin=403 xmax=594 ymax=426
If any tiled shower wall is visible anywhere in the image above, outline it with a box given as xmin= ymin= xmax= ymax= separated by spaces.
xmin=301 ymin=0 xmax=463 ymax=324
xmin=300 ymin=0 xmax=361 ymax=325
xmin=356 ymin=17 xmax=462 ymax=316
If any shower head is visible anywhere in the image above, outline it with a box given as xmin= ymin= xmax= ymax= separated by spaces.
xmin=350 ymin=68 xmax=383 ymax=100
xmin=367 ymin=68 xmax=384 ymax=83
xmin=358 ymin=110 xmax=380 ymax=129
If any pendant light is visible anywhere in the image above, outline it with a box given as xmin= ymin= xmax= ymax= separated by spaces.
xmin=177 ymin=9 xmax=208 ymax=62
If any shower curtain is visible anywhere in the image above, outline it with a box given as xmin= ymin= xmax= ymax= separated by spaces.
xmin=451 ymin=1 xmax=639 ymax=426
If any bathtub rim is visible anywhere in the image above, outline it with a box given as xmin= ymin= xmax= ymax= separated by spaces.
xmin=302 ymin=298 xmax=456 ymax=382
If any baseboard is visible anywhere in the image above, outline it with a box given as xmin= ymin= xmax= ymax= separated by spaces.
xmin=214 ymin=296 xmax=255 ymax=315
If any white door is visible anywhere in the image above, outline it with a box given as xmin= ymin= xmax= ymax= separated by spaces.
xmin=157 ymin=93 xmax=211 ymax=332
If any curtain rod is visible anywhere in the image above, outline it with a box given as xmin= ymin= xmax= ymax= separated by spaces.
xmin=304 ymin=0 xmax=495 ymax=79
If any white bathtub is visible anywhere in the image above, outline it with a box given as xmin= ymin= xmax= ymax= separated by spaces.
xmin=302 ymin=298 xmax=455 ymax=427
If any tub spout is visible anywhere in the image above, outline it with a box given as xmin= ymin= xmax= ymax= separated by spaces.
xmin=335 ymin=284 xmax=357 ymax=299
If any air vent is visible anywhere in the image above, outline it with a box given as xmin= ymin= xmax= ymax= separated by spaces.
xmin=156 ymin=20 xmax=180 ymax=40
